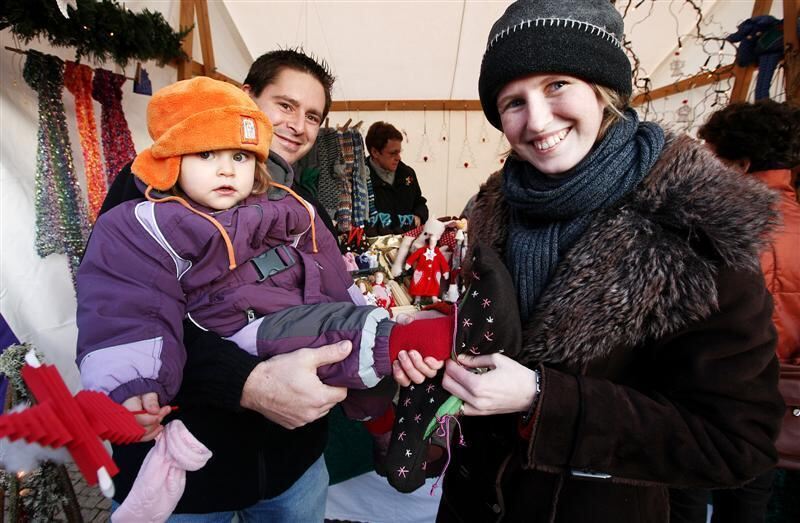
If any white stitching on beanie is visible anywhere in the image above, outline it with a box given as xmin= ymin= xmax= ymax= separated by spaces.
xmin=487 ymin=17 xmax=623 ymax=51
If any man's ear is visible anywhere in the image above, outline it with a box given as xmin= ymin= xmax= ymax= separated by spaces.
xmin=242 ymin=84 xmax=254 ymax=97
xmin=368 ymin=147 xmax=378 ymax=157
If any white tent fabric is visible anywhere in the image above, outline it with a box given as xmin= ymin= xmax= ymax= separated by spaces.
xmin=0 ymin=1 xmax=789 ymax=520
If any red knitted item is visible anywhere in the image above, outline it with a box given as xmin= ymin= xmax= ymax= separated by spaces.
xmin=389 ymin=314 xmax=453 ymax=363
xmin=363 ymin=405 xmax=396 ymax=435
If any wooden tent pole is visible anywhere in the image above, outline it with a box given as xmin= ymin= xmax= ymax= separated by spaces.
xmin=194 ymin=0 xmax=216 ymax=75
xmin=784 ymin=0 xmax=800 ymax=105
xmin=177 ymin=0 xmax=195 ymax=81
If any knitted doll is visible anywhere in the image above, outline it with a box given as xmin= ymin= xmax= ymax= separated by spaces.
xmin=405 ymin=232 xmax=450 ymax=304
xmin=384 ymin=243 xmax=522 ymax=493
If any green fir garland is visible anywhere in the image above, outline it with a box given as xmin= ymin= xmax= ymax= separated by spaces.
xmin=0 ymin=0 xmax=190 ymax=67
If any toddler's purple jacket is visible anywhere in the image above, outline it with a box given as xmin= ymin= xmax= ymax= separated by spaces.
xmin=76 ymin=191 xmax=392 ymax=405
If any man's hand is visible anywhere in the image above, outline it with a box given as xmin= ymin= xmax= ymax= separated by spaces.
xmin=240 ymin=341 xmax=352 ymax=429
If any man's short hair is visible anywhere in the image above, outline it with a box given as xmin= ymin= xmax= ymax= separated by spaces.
xmin=365 ymin=121 xmax=404 ymax=153
xmin=243 ymin=48 xmax=335 ymax=118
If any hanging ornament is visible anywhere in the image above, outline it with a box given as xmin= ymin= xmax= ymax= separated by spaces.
xmin=457 ymin=111 xmax=476 ymax=169
xmin=495 ymin=133 xmax=510 ymax=165
xmin=439 ymin=110 xmax=448 ymax=142
xmin=676 ymin=99 xmax=692 ymax=124
xmin=23 ymin=51 xmax=90 ymax=284
xmin=64 ymin=62 xmax=106 ymax=223
xmin=92 ymin=68 xmax=137 ymax=185
xmin=478 ymin=118 xmax=489 ymax=144
xmin=669 ymin=51 xmax=685 ymax=78
xmin=417 ymin=106 xmax=434 ymax=163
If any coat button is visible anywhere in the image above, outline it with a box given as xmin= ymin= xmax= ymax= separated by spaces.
xmin=491 ymin=503 xmax=501 ymax=514
xmin=792 ymin=408 xmax=800 ymax=417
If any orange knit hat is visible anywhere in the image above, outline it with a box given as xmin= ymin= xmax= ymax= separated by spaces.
xmin=131 ymin=77 xmax=272 ymax=191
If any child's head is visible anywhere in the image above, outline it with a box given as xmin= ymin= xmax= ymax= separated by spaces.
xmin=131 ymin=77 xmax=272 ymax=209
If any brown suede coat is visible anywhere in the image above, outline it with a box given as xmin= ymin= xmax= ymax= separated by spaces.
xmin=437 ymin=134 xmax=784 ymax=523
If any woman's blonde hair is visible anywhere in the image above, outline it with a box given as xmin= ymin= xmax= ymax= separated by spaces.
xmin=592 ymin=84 xmax=630 ymax=140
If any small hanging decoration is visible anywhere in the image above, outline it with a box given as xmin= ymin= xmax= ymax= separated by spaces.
xmin=92 ymin=68 xmax=137 ymax=185
xmin=132 ymin=63 xmax=152 ymax=96
xmin=670 ymin=50 xmax=685 ymax=78
xmin=457 ymin=111 xmax=476 ymax=169
xmin=495 ymin=133 xmax=510 ymax=165
xmin=439 ymin=110 xmax=448 ymax=142
xmin=64 ymin=61 xmax=106 ymax=223
xmin=23 ymin=50 xmax=90 ymax=283
xmin=676 ymin=99 xmax=692 ymax=124
xmin=417 ymin=106 xmax=434 ymax=163
xmin=478 ymin=118 xmax=489 ymax=144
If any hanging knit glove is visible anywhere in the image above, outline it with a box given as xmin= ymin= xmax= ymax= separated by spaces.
xmin=384 ymin=242 xmax=522 ymax=494
xmin=112 ymin=420 xmax=212 ymax=523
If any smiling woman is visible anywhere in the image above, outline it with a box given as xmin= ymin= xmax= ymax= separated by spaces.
xmin=434 ymin=0 xmax=784 ymax=521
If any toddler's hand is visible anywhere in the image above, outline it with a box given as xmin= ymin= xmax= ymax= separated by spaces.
xmin=122 ymin=393 xmax=172 ymax=442
xmin=392 ymin=350 xmax=446 ymax=387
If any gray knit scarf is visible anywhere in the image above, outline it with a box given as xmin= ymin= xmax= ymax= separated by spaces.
xmin=504 ymin=109 xmax=665 ymax=321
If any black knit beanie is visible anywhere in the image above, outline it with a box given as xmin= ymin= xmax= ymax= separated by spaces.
xmin=479 ymin=0 xmax=632 ymax=129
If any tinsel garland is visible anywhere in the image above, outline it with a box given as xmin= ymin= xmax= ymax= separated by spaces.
xmin=0 ymin=0 xmax=189 ymax=67
xmin=23 ymin=50 xmax=90 ymax=285
xmin=64 ymin=61 xmax=105 ymax=222
xmin=92 ymin=68 xmax=136 ymax=184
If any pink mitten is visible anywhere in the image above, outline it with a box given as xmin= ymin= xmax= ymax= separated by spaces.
xmin=112 ymin=420 xmax=212 ymax=523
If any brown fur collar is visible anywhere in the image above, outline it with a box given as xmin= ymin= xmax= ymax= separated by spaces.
xmin=467 ymin=133 xmax=778 ymax=366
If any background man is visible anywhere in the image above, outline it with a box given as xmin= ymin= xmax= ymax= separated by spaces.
xmin=365 ymin=121 xmax=429 ymax=233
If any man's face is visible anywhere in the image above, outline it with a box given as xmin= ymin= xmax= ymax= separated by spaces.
xmin=371 ymin=139 xmax=403 ymax=172
xmin=245 ymin=68 xmax=326 ymax=164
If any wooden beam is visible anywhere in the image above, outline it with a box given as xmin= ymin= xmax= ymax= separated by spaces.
xmin=329 ymin=100 xmax=483 ymax=112
xmin=730 ymin=0 xmax=775 ymax=102
xmin=177 ymin=0 xmax=195 ymax=81
xmin=190 ymin=61 xmax=240 ymax=86
xmin=784 ymin=0 xmax=800 ymax=105
xmin=194 ymin=0 xmax=216 ymax=75
xmin=631 ymin=64 xmax=736 ymax=106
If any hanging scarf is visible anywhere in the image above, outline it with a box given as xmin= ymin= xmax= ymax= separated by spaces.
xmin=350 ymin=130 xmax=370 ymax=228
xmin=504 ymin=109 xmax=665 ymax=321
xmin=64 ymin=62 xmax=106 ymax=222
xmin=92 ymin=68 xmax=136 ymax=185
xmin=23 ymin=51 xmax=90 ymax=285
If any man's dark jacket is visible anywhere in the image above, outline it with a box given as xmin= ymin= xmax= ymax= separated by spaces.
xmin=367 ymin=159 xmax=429 ymax=234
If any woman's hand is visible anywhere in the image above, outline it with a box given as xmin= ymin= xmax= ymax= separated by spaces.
xmin=392 ymin=350 xmax=445 ymax=386
xmin=442 ymin=353 xmax=537 ymax=416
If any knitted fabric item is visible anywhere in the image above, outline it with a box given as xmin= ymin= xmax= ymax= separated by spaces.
xmin=314 ymin=128 xmax=344 ymax=219
xmin=23 ymin=51 xmax=90 ymax=283
xmin=64 ymin=62 xmax=106 ymax=223
xmin=385 ymin=243 xmax=521 ymax=493
xmin=92 ymin=68 xmax=136 ymax=185
xmin=479 ymin=0 xmax=631 ymax=129
xmin=504 ymin=110 xmax=665 ymax=320
xmin=350 ymin=130 xmax=371 ymax=228
xmin=113 ymin=420 xmax=212 ymax=523
xmin=335 ymin=130 xmax=355 ymax=232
